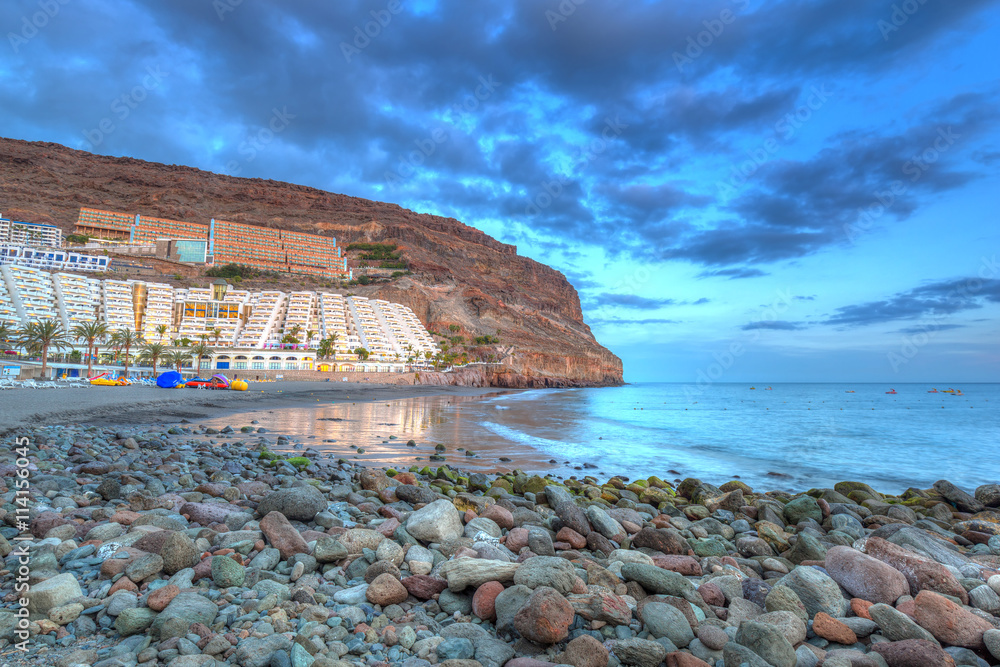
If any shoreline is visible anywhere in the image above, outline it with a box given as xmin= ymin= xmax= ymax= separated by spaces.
xmin=0 ymin=382 xmax=516 ymax=434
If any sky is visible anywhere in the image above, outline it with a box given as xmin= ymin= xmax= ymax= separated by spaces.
xmin=1 ymin=0 xmax=998 ymax=383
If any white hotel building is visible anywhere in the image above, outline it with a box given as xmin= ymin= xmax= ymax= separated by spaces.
xmin=0 ymin=267 xmax=437 ymax=372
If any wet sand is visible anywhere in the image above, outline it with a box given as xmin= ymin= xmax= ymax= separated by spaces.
xmin=0 ymin=381 xmax=507 ymax=434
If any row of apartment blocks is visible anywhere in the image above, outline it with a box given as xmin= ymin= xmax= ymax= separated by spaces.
xmin=0 ymin=216 xmax=64 ymax=247
xmin=0 ymin=243 xmax=111 ymax=272
xmin=0 ymin=265 xmax=437 ymax=363
xmin=75 ymin=207 xmax=350 ymax=279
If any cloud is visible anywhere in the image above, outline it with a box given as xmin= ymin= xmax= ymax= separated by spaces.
xmin=589 ymin=318 xmax=682 ymax=326
xmin=895 ymin=323 xmax=966 ymax=334
xmin=698 ymin=267 xmax=770 ymax=280
xmin=592 ymin=293 xmax=676 ymax=309
xmin=826 ymin=277 xmax=1000 ymax=327
xmin=740 ymin=320 xmax=804 ymax=331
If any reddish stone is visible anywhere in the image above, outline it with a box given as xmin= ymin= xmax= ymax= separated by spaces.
xmin=896 ymin=598 xmax=917 ymax=619
xmin=454 ymin=546 xmax=479 ymax=559
xmin=865 ymin=536 xmax=969 ymax=604
xmin=194 ymin=483 xmax=228 ymax=497
xmin=147 ymin=584 xmax=180 ymax=611
xmin=912 ymin=590 xmax=992 ymax=649
xmin=505 ymin=527 xmax=530 ymax=552
xmin=379 ymin=505 xmax=403 ymax=520
xmin=870 ymin=639 xmax=957 ymax=667
xmin=110 ymin=510 xmax=141 ymax=525
xmin=698 ymin=582 xmax=725 ymax=607
xmin=825 ymin=545 xmax=909 ymax=605
xmin=481 ymin=504 xmax=514 ymax=530
xmin=850 ymin=598 xmax=873 ymax=620
xmin=556 ymin=527 xmax=587 ymax=549
xmin=133 ymin=531 xmax=176 ymax=555
xmin=571 ymin=576 xmax=588 ymax=594
xmin=514 ymin=586 xmax=574 ymax=644
xmin=651 ymin=555 xmax=703 ymax=576
xmin=179 ymin=502 xmax=239 ymax=526
xmin=259 ymin=511 xmax=308 ymax=559
xmin=366 ymin=573 xmax=408 ymax=606
xmin=564 ymin=634 xmax=609 ymax=667
xmin=666 ymin=653 xmax=712 ymax=667
xmin=301 ymin=530 xmax=328 ymax=543
xmin=109 ymin=577 xmax=138 ymax=594
xmin=401 ymin=575 xmax=448 ymax=600
xmin=100 ymin=547 xmax=148 ymax=578
xmin=378 ymin=488 xmax=399 ymax=504
xmin=376 ymin=518 xmax=401 ymax=537
xmin=630 ymin=527 xmax=689 ymax=555
xmin=192 ymin=557 xmax=213 ymax=581
xmin=31 ymin=511 xmax=71 ymax=539
xmin=812 ymin=612 xmax=857 ymax=645
xmin=393 ymin=472 xmax=417 ymax=485
xmin=621 ymin=520 xmax=641 ymax=534
xmin=463 ymin=509 xmax=478 ymax=524
xmin=651 ymin=514 xmax=674 ymax=529
xmin=472 ymin=581 xmax=504 ymax=621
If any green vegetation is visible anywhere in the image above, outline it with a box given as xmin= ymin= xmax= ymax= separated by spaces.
xmin=474 ymin=335 xmax=501 ymax=345
xmin=448 ymin=324 xmax=461 ymax=332
xmin=66 ymin=234 xmax=90 ymax=244
xmin=347 ymin=242 xmax=397 ymax=255
xmin=449 ymin=336 xmax=465 ymax=345
xmin=379 ymin=261 xmax=407 ymax=269
xmin=205 ymin=263 xmax=259 ymax=279
xmin=285 ymin=457 xmax=311 ymax=470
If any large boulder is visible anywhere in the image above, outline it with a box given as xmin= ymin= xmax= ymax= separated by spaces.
xmin=26 ymin=573 xmax=82 ymax=615
xmin=825 ymin=545 xmax=909 ymax=604
xmin=865 ymin=536 xmax=969 ymax=604
xmin=255 ymin=485 xmax=327 ymax=521
xmin=775 ymin=566 xmax=849 ymax=618
xmin=911 ymin=590 xmax=992 ymax=649
xmin=513 ymin=587 xmax=574 ymax=644
xmin=405 ymin=499 xmax=464 ymax=543
xmin=513 ymin=556 xmax=576 ymax=595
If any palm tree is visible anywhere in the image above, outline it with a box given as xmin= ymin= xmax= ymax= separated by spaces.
xmin=18 ymin=320 xmax=72 ymax=378
xmin=155 ymin=324 xmax=169 ymax=343
xmin=354 ymin=347 xmax=369 ymax=362
xmin=190 ymin=343 xmax=212 ymax=375
xmin=71 ymin=321 xmax=109 ymax=378
xmin=110 ymin=329 xmax=143 ymax=378
xmin=139 ymin=343 xmax=166 ymax=375
xmin=306 ymin=329 xmax=317 ymax=348
xmin=164 ymin=349 xmax=192 ymax=373
xmin=211 ymin=327 xmax=222 ymax=347
xmin=317 ymin=337 xmax=334 ymax=360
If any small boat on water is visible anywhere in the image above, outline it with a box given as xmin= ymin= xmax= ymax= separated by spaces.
xmin=928 ymin=388 xmax=939 ymax=393
xmin=845 ymin=390 xmax=855 ymax=393
xmin=750 ymin=386 xmax=756 ymax=390
xmin=765 ymin=386 xmax=773 ymax=390
xmin=886 ymin=389 xmax=897 ymax=394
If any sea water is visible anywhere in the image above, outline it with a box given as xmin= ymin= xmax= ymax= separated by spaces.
xmin=204 ymin=383 xmax=999 ymax=494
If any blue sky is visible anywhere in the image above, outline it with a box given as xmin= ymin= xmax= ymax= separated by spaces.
xmin=2 ymin=0 xmax=998 ymax=382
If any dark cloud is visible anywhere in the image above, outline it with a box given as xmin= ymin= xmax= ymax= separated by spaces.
xmin=592 ymin=294 xmax=676 ymax=309
xmin=896 ymin=323 xmax=966 ymax=334
xmin=825 ymin=278 xmax=1000 ymax=327
xmin=740 ymin=321 xmax=804 ymax=331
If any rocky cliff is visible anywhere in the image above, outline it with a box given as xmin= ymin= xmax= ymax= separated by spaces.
xmin=0 ymin=137 xmax=623 ymax=386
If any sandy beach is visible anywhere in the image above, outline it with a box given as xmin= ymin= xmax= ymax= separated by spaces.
xmin=0 ymin=381 xmax=507 ymax=434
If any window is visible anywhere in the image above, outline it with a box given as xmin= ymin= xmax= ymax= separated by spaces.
xmin=285 ymin=362 xmax=297 ymax=370
xmin=269 ymin=362 xmax=281 ymax=369
xmin=251 ymin=362 xmax=264 ymax=370
xmin=235 ymin=361 xmax=248 ymax=369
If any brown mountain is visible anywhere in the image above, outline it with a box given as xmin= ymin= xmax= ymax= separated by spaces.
xmin=0 ymin=137 xmax=623 ymax=387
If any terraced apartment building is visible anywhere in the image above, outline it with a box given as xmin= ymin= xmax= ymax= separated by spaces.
xmin=0 ymin=266 xmax=436 ymax=371
xmin=74 ymin=207 xmax=349 ymax=278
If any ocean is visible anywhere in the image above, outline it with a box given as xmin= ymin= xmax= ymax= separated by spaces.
xmin=203 ymin=382 xmax=1000 ymax=494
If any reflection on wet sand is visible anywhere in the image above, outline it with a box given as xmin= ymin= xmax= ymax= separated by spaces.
xmin=203 ymin=392 xmax=563 ymax=475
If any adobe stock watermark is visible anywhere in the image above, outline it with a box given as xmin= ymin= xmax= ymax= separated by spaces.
xmin=716 ymin=84 xmax=833 ymax=197
xmin=878 ymin=0 xmax=932 ymax=41
xmin=673 ymin=0 xmax=751 ymax=73
xmin=887 ymin=255 xmax=998 ymax=372
xmin=524 ymin=115 xmax=628 ymax=216
xmin=82 ymin=66 xmax=168 ymax=149
xmin=341 ymin=0 xmax=403 ymax=63
xmin=225 ymin=107 xmax=295 ymax=176
xmin=7 ymin=0 xmax=70 ymax=53
xmin=684 ymin=288 xmax=796 ymax=399
xmin=212 ymin=0 xmax=243 ymax=21
xmin=383 ymin=75 xmax=501 ymax=190
xmin=12 ymin=436 xmax=32 ymax=652
xmin=844 ymin=126 xmax=960 ymax=244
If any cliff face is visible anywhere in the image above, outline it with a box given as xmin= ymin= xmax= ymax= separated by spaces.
xmin=0 ymin=137 xmax=623 ymax=386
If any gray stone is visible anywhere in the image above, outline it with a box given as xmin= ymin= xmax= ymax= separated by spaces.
xmin=776 ymin=566 xmax=848 ymax=617
xmin=313 ymin=537 xmax=348 ymax=563
xmin=494 ymin=584 xmax=532 ymax=633
xmin=620 ymin=563 xmax=700 ymax=603
xmin=125 ymin=553 xmax=164 ymax=581
xmin=640 ymin=601 xmax=693 ymax=648
xmin=249 ymin=547 xmax=281 ymax=570
xmin=233 ymin=634 xmax=294 ymax=667
xmin=783 ymin=496 xmax=823 ymax=525
xmin=868 ymin=602 xmax=938 ymax=643
xmin=437 ymin=637 xmax=475 ymax=660
xmin=256 ymin=486 xmax=327 ymax=521
xmin=513 ymin=555 xmax=576 ymax=594
xmin=984 ymin=628 xmax=1000 ymax=661
xmin=151 ymin=592 xmax=219 ymax=639
xmin=756 ymin=610 xmax=806 ymax=646
xmin=786 ymin=532 xmax=827 ymax=564
xmin=106 ymin=591 xmax=139 ymax=617
xmin=211 ymin=555 xmax=246 ymax=587
xmin=405 ymin=499 xmax=464 ymax=543
xmin=735 ymin=620 xmax=796 ymax=667
xmin=723 ymin=642 xmax=772 ymax=667
xmin=968 ymin=584 xmax=1000 ymax=614
xmin=114 ymin=607 xmax=158 ymax=637
xmin=586 ymin=505 xmax=624 ymax=540
xmin=612 ymin=637 xmax=667 ymax=667
xmin=438 ymin=589 xmax=472 ymax=615
xmin=27 ymin=573 xmax=83 ymax=615
xmin=162 ymin=532 xmax=200 ymax=575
